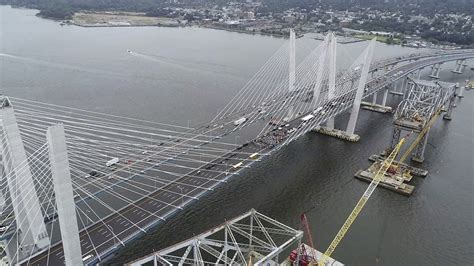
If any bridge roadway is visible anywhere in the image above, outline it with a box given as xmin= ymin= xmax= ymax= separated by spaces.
xmin=23 ymin=50 xmax=474 ymax=265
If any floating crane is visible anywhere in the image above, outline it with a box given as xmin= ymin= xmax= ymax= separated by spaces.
xmin=318 ymin=138 xmax=406 ymax=265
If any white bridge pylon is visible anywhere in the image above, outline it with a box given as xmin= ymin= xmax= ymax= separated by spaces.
xmin=0 ymin=97 xmax=50 ymax=261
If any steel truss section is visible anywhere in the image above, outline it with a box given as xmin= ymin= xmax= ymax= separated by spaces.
xmin=127 ymin=209 xmax=303 ymax=266
xmin=391 ymin=79 xmax=457 ymax=162
xmin=394 ymin=79 xmax=456 ymax=128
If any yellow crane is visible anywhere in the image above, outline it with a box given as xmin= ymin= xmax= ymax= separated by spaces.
xmin=318 ymin=138 xmax=405 ymax=265
xmin=318 ymin=108 xmax=443 ymax=265
xmin=398 ymin=110 xmax=442 ymax=164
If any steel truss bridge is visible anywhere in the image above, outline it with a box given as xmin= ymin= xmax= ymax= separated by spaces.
xmin=0 ymin=32 xmax=473 ymax=265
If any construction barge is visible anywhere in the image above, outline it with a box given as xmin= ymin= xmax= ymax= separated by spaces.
xmin=354 ymin=152 xmax=430 ymax=196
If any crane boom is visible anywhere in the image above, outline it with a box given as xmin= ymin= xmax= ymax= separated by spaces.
xmin=319 ymin=138 xmax=405 ymax=265
xmin=301 ymin=213 xmax=315 ymax=249
xmin=398 ymin=110 xmax=441 ymax=163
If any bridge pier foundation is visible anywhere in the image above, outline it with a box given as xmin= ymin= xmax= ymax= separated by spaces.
xmin=429 ymin=63 xmax=442 ymax=79
xmin=372 ymin=91 xmax=378 ymax=104
xmin=417 ymin=68 xmax=423 ymax=79
xmin=46 ymin=124 xmax=83 ymax=266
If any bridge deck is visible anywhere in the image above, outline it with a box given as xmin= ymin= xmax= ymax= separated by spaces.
xmin=23 ymin=51 xmax=474 ymax=265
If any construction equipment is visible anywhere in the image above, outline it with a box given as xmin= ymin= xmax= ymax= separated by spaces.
xmin=398 ymin=110 xmax=442 ymax=164
xmin=300 ymin=213 xmax=316 ymax=251
xmin=301 ymin=213 xmax=318 ymax=264
xmin=318 ymin=138 xmax=405 ymax=265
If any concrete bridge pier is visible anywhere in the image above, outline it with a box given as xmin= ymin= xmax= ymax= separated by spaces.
xmin=443 ymin=93 xmax=457 ymax=121
xmin=361 ymin=88 xmax=393 ymax=113
xmin=390 ymin=78 xmax=405 ymax=96
xmin=412 ymin=131 xmax=430 ymax=163
xmin=457 ymin=84 xmax=465 ymax=98
xmin=429 ymin=63 xmax=442 ymax=79
xmin=417 ymin=68 xmax=423 ymax=79
xmin=452 ymin=59 xmax=466 ymax=74
xmin=389 ymin=127 xmax=402 ymax=151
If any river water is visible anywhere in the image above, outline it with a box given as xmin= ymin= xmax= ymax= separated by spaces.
xmin=1 ymin=6 xmax=473 ymax=265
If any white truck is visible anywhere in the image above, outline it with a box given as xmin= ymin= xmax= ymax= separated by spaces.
xmin=300 ymin=114 xmax=315 ymax=122
xmin=106 ymin=157 xmax=119 ymax=167
xmin=312 ymin=107 xmax=323 ymax=114
xmin=233 ymin=117 xmax=247 ymax=126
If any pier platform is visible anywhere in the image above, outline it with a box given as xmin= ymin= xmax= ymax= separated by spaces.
xmin=313 ymin=126 xmax=360 ymax=142
xmin=355 ymin=169 xmax=414 ymax=196
xmin=369 ymin=154 xmax=428 ymax=177
xmin=361 ymin=101 xmax=393 ymax=113
xmin=389 ymin=91 xmax=404 ymax=96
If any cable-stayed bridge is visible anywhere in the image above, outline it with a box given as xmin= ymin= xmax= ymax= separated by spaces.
xmin=0 ymin=32 xmax=473 ymax=265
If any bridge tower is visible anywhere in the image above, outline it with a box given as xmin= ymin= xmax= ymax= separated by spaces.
xmin=289 ymin=29 xmax=296 ymax=92
xmin=314 ymin=38 xmax=376 ymax=142
xmin=312 ymin=34 xmax=331 ymax=105
xmin=46 ymin=124 xmax=83 ymax=266
xmin=344 ymin=38 xmax=377 ymax=140
xmin=286 ymin=29 xmax=296 ymax=120
xmin=0 ymin=97 xmax=50 ymax=260
xmin=326 ymin=32 xmax=337 ymax=129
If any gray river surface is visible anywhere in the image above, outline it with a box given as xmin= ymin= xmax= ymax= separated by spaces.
xmin=1 ymin=5 xmax=473 ymax=266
